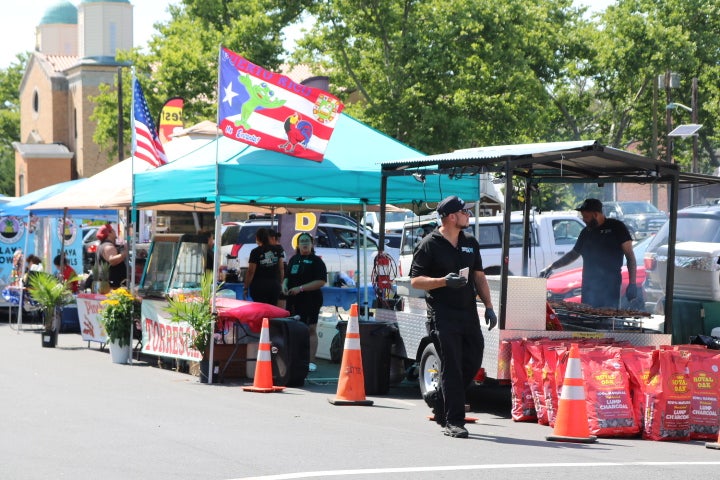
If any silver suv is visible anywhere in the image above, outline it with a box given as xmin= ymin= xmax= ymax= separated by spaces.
xmin=603 ymin=201 xmax=667 ymax=240
xmin=643 ymin=204 xmax=720 ymax=311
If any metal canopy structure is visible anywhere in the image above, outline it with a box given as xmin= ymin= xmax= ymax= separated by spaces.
xmin=379 ymin=140 xmax=720 ymax=338
xmin=381 ymin=140 xmax=718 ymax=185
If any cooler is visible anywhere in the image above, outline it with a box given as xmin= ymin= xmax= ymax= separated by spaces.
xmin=657 ymin=242 xmax=720 ymax=301
xmin=60 ymin=305 xmax=80 ymax=333
xmin=316 ymin=311 xmax=340 ymax=360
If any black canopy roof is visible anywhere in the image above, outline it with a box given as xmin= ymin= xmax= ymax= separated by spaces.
xmin=381 ymin=140 xmax=718 ymax=186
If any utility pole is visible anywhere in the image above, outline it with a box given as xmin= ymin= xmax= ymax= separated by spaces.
xmin=691 ymin=77 xmax=698 ymax=174
xmin=117 ymin=67 xmax=124 ymax=163
xmin=665 ymin=70 xmax=674 ymax=164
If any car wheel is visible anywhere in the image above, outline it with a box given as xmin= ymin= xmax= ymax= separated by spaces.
xmin=419 ymin=343 xmax=440 ymax=398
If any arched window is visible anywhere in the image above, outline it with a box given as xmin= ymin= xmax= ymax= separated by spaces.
xmin=32 ymin=90 xmax=39 ymax=114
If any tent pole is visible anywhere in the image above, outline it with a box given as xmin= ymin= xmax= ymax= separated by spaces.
xmin=17 ymin=214 xmax=32 ymax=332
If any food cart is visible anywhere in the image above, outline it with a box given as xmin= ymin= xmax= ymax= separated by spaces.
xmin=376 ymin=140 xmax=720 ymax=393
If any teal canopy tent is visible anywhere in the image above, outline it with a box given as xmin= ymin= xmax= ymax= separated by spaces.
xmin=133 ymin=114 xmax=482 ymax=209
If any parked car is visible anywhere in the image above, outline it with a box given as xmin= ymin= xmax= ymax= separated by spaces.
xmin=219 ymin=219 xmax=397 ymax=285
xmin=546 ymin=234 xmax=653 ymax=308
xmin=81 ymin=226 xmax=99 ymax=274
xmin=643 ymin=204 xmax=720 ymax=312
xmin=602 ymin=201 xmax=667 ymax=240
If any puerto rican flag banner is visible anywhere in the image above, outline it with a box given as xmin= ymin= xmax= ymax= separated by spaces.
xmin=132 ymin=77 xmax=168 ymax=168
xmin=218 ymin=47 xmax=344 ymax=162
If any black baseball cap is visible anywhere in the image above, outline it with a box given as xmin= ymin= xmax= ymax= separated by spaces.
xmin=575 ymin=198 xmax=603 ymax=213
xmin=437 ymin=195 xmax=473 ymax=217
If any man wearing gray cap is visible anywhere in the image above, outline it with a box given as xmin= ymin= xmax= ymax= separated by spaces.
xmin=410 ymin=195 xmax=496 ymax=438
xmin=539 ymin=198 xmax=637 ymax=308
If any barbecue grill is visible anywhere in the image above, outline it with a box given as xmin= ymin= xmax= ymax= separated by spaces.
xmin=550 ymin=301 xmax=652 ymax=332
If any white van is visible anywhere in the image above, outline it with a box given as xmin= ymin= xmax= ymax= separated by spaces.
xmin=364 ymin=209 xmax=417 ymax=235
xmin=397 ymin=211 xmax=585 ymax=277
xmin=220 ymin=219 xmax=398 ymax=285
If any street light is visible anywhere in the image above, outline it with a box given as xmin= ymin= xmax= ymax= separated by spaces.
xmin=666 ymin=102 xmax=692 ymax=113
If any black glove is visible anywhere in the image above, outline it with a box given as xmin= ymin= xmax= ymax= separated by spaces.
xmin=484 ymin=308 xmax=497 ymax=331
xmin=626 ymin=283 xmax=638 ymax=301
xmin=539 ymin=266 xmax=553 ymax=279
xmin=444 ymin=273 xmax=467 ymax=289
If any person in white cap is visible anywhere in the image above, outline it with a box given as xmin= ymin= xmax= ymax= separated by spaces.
xmin=539 ymin=198 xmax=637 ymax=308
xmin=410 ymin=195 xmax=496 ymax=439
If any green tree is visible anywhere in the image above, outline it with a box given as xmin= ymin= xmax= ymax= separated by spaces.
xmin=92 ymin=0 xmax=311 ymax=155
xmin=0 ymin=54 xmax=26 ymax=195
xmin=590 ymin=0 xmax=720 ymax=172
xmin=294 ymin=0 xmax=591 ymax=154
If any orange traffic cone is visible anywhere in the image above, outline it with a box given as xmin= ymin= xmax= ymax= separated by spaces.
xmin=546 ymin=343 xmax=597 ymax=443
xmin=328 ymin=304 xmax=373 ymax=406
xmin=706 ymin=428 xmax=720 ymax=450
xmin=243 ymin=318 xmax=285 ymax=393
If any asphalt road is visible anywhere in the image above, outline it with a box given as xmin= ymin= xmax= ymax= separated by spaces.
xmin=1 ymin=319 xmax=719 ymax=480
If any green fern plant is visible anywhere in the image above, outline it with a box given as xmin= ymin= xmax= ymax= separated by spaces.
xmin=27 ymin=272 xmax=74 ymax=332
xmin=165 ymin=272 xmax=217 ymax=354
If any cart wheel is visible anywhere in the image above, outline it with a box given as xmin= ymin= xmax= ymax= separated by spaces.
xmin=419 ymin=343 xmax=440 ymax=398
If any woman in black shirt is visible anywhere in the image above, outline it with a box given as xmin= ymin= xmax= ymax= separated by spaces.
xmin=282 ymin=232 xmax=327 ymax=372
xmin=245 ymin=228 xmax=283 ymax=305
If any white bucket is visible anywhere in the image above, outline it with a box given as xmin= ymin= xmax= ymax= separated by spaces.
xmin=246 ymin=342 xmax=258 ymax=378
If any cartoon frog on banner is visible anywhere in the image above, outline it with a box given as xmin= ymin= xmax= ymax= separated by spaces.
xmin=234 ymin=74 xmax=286 ymax=130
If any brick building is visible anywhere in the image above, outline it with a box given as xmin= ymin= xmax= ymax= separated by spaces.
xmin=13 ymin=0 xmax=132 ymax=195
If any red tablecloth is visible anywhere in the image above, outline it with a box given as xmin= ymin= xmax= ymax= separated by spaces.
xmin=215 ymin=297 xmax=289 ymax=333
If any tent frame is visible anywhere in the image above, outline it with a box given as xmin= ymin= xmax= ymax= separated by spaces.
xmin=379 ymin=140 xmax=720 ymax=335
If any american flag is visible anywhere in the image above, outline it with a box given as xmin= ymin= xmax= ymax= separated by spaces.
xmin=132 ymin=77 xmax=168 ymax=168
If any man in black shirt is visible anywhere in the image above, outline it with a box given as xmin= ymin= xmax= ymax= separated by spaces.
xmin=540 ymin=198 xmax=637 ymax=308
xmin=410 ymin=195 xmax=497 ymax=438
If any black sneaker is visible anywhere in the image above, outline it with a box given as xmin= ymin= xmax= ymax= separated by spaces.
xmin=443 ymin=424 xmax=468 ymax=438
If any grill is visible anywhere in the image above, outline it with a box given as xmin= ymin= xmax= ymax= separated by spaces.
xmin=549 ymin=301 xmax=652 ymax=332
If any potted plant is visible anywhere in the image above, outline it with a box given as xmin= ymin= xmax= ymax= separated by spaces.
xmin=100 ymin=287 xmax=140 ymax=364
xmin=27 ymin=272 xmax=74 ymax=348
xmin=91 ymin=261 xmax=111 ymax=294
xmin=165 ymin=272 xmax=217 ymax=381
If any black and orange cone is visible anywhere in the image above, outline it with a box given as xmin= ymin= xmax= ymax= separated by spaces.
xmin=328 ymin=304 xmax=373 ymax=406
xmin=546 ymin=343 xmax=597 ymax=443
xmin=243 ymin=318 xmax=285 ymax=393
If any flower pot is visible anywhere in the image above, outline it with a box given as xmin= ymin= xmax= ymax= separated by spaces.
xmin=92 ymin=280 xmax=111 ymax=295
xmin=109 ymin=339 xmax=131 ymax=364
xmin=199 ymin=359 xmax=220 ymax=384
xmin=41 ymin=330 xmax=57 ymax=348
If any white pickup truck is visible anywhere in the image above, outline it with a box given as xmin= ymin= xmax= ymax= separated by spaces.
xmin=396 ymin=210 xmax=586 ymax=277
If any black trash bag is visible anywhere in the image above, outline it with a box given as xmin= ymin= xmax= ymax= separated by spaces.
xmin=690 ymin=334 xmax=720 ymax=350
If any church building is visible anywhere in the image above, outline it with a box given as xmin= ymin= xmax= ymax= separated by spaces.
xmin=13 ymin=0 xmax=133 ymax=195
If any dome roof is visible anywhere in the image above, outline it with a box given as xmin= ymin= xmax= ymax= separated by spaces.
xmin=39 ymin=1 xmax=78 ymax=25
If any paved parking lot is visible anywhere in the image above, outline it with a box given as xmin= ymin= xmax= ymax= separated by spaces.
xmin=1 ymin=319 xmax=719 ymax=480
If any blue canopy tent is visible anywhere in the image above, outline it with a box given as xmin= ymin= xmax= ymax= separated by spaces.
xmin=133 ymin=114 xmax=482 ymax=209
xmin=0 ymin=179 xmax=115 ymax=329
xmin=1 ymin=180 xmax=85 ymax=217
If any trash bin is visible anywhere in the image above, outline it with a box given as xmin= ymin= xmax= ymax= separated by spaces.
xmin=336 ymin=320 xmax=398 ymax=395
